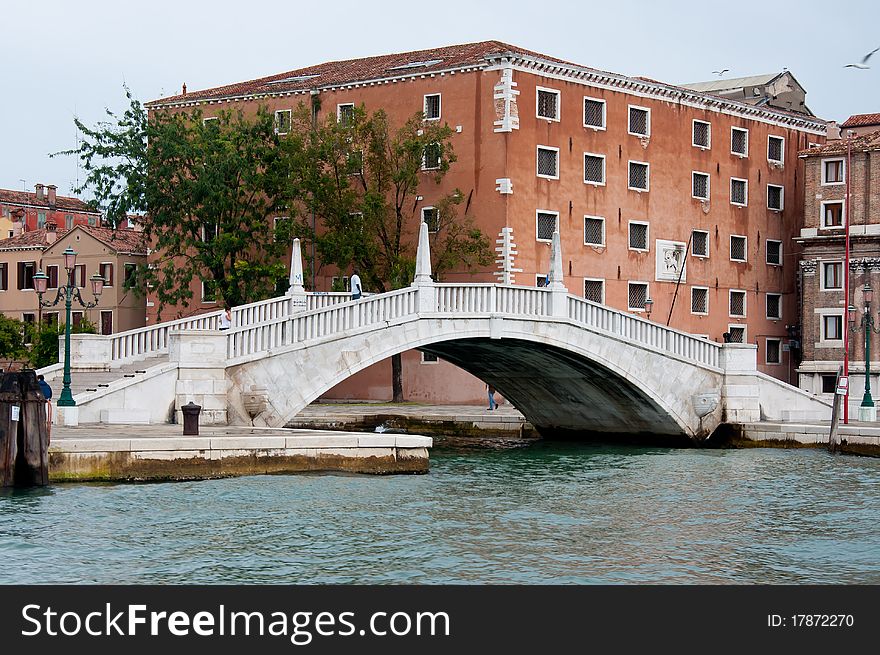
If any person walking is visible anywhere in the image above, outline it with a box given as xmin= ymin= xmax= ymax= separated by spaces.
xmin=37 ymin=374 xmax=53 ymax=441
xmin=219 ymin=305 xmax=232 ymax=330
xmin=350 ymin=270 xmax=363 ymax=300
xmin=487 ymin=383 xmax=497 ymax=411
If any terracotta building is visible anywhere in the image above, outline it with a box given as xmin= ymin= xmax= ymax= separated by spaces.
xmin=0 ymin=224 xmax=147 ymax=334
xmin=146 ymin=41 xmax=826 ymax=400
xmin=839 ymin=113 xmax=880 ymax=137
xmin=0 ymin=184 xmax=102 ymax=238
xmin=796 ymin=130 xmax=880 ymax=417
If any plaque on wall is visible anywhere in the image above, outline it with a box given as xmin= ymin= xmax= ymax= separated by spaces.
xmin=655 ymin=239 xmax=687 ymax=283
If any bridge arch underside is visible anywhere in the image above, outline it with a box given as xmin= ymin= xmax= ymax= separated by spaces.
xmin=419 ymin=338 xmax=691 ymax=443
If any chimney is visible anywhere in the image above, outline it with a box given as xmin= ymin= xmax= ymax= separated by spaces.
xmin=182 ymin=82 xmax=187 ymax=95
xmin=11 ymin=209 xmax=24 ymax=237
xmin=47 ymin=185 xmax=57 ymax=208
xmin=46 ymin=221 xmax=58 ymax=244
xmin=35 ymin=183 xmax=45 ymax=201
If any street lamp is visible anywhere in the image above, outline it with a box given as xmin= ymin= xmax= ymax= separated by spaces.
xmin=644 ymin=297 xmax=654 ymax=320
xmin=33 ymin=247 xmax=104 ymax=407
xmin=848 ymin=282 xmax=880 ymax=419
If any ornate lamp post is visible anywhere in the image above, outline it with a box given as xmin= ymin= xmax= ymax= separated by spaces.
xmin=644 ymin=297 xmax=654 ymax=320
xmin=33 ymin=247 xmax=104 ymax=407
xmin=848 ymin=282 xmax=880 ymax=420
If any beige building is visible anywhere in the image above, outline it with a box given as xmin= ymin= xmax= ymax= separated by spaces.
xmin=0 ymin=223 xmax=147 ymax=333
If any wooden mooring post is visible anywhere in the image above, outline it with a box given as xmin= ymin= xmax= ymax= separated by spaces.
xmin=0 ymin=370 xmax=49 ymax=487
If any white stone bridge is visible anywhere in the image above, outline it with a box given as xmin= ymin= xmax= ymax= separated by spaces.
xmin=43 ymin=226 xmax=831 ymax=442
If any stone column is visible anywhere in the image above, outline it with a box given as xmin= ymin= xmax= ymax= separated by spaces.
xmin=720 ymin=343 xmax=760 ymax=423
xmin=548 ymin=230 xmax=568 ymax=318
xmin=287 ymin=237 xmax=307 ymax=312
xmin=169 ymin=330 xmax=228 ymax=425
xmin=413 ymin=221 xmax=436 ymax=313
xmin=60 ymin=334 xmax=113 ymax=371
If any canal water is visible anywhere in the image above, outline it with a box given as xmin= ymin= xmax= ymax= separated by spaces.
xmin=1 ymin=441 xmax=879 ymax=584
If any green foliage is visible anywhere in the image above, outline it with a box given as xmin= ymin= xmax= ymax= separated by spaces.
xmin=0 ymin=315 xmax=29 ymax=362
xmin=27 ymin=318 xmax=98 ymax=369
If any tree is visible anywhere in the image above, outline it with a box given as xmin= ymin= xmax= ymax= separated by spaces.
xmin=58 ymin=91 xmax=294 ymax=317
xmin=0 ymin=315 xmax=29 ymax=363
xmin=27 ymin=318 xmax=98 ymax=369
xmin=284 ymin=104 xmax=492 ymax=400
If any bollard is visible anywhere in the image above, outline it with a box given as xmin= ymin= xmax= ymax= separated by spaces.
xmin=181 ymin=402 xmax=202 ymax=436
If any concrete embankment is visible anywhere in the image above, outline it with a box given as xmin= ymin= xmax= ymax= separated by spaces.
xmin=721 ymin=422 xmax=880 ymax=457
xmin=49 ymin=424 xmax=431 ymax=481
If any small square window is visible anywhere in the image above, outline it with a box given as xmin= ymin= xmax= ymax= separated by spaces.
xmin=823 ymin=315 xmax=843 ymax=341
xmin=766 ymin=293 xmax=782 ymax=320
xmin=422 ymin=207 xmax=440 ymax=233
xmin=537 ymin=147 xmax=559 ymax=179
xmin=628 ymin=106 xmax=650 ymax=137
xmin=337 ymin=103 xmax=355 ymax=126
xmin=583 ymin=97 xmax=606 ymax=129
xmin=629 ymin=222 xmax=649 ymax=251
xmin=730 ymin=235 xmax=747 ymax=262
xmin=731 ymin=127 xmax=749 ymax=156
xmin=767 ymin=184 xmax=784 ymax=211
xmin=821 ymin=374 xmax=837 ymax=393
xmin=765 ymin=338 xmax=782 ymax=365
xmin=821 ymin=201 xmax=844 ymax=228
xmin=768 ymin=136 xmax=784 ymax=164
xmin=822 ymin=262 xmax=842 ymax=290
xmin=691 ymin=230 xmax=709 ymax=258
xmin=424 ymin=94 xmax=441 ymax=120
xmin=584 ymin=216 xmax=605 ymax=246
xmin=421 ymin=351 xmax=439 ymax=363
xmin=423 ymin=143 xmax=442 ymax=170
xmin=729 ymin=290 xmax=746 ymax=317
xmin=822 ymin=159 xmax=844 ymax=184
xmin=693 ymin=120 xmax=711 ymax=148
xmin=584 ymin=278 xmax=604 ymax=304
xmin=766 ymin=240 xmax=782 ymax=266
xmin=628 ymin=282 xmax=649 ymax=310
xmin=692 ymin=172 xmax=710 ymax=200
xmin=536 ymin=88 xmax=560 ymax=121
xmin=274 ymin=109 xmax=292 ymax=134
xmin=691 ymin=287 xmax=708 ymax=314
xmin=584 ymin=153 xmax=605 ymax=185
xmin=730 ymin=178 xmax=748 ymax=206
xmin=536 ymin=211 xmax=558 ymax=242
xmin=202 ymin=280 xmax=216 ymax=303
xmin=628 ymin=161 xmax=649 ymax=191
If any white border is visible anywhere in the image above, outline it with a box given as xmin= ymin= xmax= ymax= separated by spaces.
xmin=628 ymin=105 xmax=651 ymax=137
xmin=627 ymin=280 xmax=649 ymax=311
xmin=765 ymin=239 xmax=783 ymax=266
xmin=767 ymin=135 xmax=785 ymax=165
xmin=692 ymin=120 xmax=711 ymax=149
xmin=731 ymin=126 xmax=749 ymax=157
xmin=767 ymin=184 xmax=784 ymax=211
xmin=584 ymin=277 xmax=605 ymax=304
xmin=536 ymin=86 xmax=561 ymax=122
xmin=765 ymin=292 xmax=782 ymax=320
xmin=424 ymin=93 xmax=441 ymax=121
xmin=730 ymin=234 xmax=747 ymax=262
xmin=274 ymin=109 xmax=292 ymax=135
xmin=537 ymin=145 xmax=560 ymax=180
xmin=730 ymin=177 xmax=748 ymax=207
xmin=692 ymin=171 xmax=710 ymax=200
xmin=691 ymin=229 xmax=710 ymax=258
xmin=820 ymin=199 xmax=845 ymax=229
xmin=536 ymin=210 xmax=559 ymax=243
xmin=628 ymin=220 xmax=650 ymax=252
xmin=628 ymin=160 xmax=650 ymax=192
xmin=765 ymin=337 xmax=782 ymax=365
xmin=583 ymin=96 xmax=606 ymax=130
xmin=583 ymin=152 xmax=606 ymax=186
xmin=583 ymin=215 xmax=605 ymax=246
xmin=821 ymin=157 xmax=845 ymax=186
xmin=691 ymin=286 xmax=709 ymax=315
xmin=729 ymin=289 xmax=747 ymax=317
xmin=820 ymin=261 xmax=843 ymax=291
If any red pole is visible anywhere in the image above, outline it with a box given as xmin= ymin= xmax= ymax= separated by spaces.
xmin=843 ymin=133 xmax=853 ymax=423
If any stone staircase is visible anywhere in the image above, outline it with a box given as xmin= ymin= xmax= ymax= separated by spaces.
xmin=45 ymin=354 xmax=170 ymax=400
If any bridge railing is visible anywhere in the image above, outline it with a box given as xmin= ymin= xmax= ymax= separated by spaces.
xmin=110 ymin=310 xmax=222 ymax=363
xmin=435 ymin=283 xmax=549 ymax=316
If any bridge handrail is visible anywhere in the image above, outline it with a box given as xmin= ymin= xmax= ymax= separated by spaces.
xmin=435 ymin=283 xmax=549 ymax=316
xmin=109 ymin=310 xmax=223 ymax=363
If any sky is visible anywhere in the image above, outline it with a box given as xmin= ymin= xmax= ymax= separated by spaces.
xmin=1 ymin=0 xmax=878 ymax=199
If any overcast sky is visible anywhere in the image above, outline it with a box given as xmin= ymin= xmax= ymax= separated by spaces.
xmin=1 ymin=0 xmax=877 ymax=199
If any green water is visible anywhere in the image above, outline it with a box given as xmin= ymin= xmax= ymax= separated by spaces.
xmin=1 ymin=442 xmax=878 ymax=584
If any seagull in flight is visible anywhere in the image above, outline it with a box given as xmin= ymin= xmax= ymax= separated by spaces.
xmin=845 ymin=46 xmax=879 ymax=69
xmin=712 ymin=69 xmax=729 ymax=76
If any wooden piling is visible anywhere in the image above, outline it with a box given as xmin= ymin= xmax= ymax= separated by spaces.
xmin=0 ymin=371 xmax=49 ymax=487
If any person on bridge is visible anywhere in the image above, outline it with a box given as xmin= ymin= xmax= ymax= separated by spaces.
xmin=350 ymin=270 xmax=363 ymax=300
xmin=487 ymin=384 xmax=497 ymax=411
xmin=219 ymin=305 xmax=232 ymax=330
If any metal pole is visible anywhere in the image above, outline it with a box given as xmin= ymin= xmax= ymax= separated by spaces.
xmin=57 ymin=279 xmax=75 ymax=407
xmin=863 ymin=308 xmax=874 ymax=407
xmin=843 ymin=134 xmax=853 ymax=423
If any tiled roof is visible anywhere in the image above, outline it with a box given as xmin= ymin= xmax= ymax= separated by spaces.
xmin=799 ymin=129 xmax=880 ymax=156
xmin=0 ymin=188 xmax=99 ymax=214
xmin=680 ymin=73 xmax=780 ymax=93
xmin=0 ymin=225 xmax=146 ymax=254
xmin=841 ymin=113 xmax=880 ymax=128
xmin=148 ymin=41 xmax=567 ymax=106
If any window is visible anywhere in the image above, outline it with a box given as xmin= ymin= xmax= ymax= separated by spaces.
xmin=584 ymin=216 xmax=605 ymax=246
xmin=201 ymin=222 xmax=218 ymax=243
xmin=628 ymin=282 xmax=649 ymax=310
xmin=821 ymin=201 xmax=844 ymax=228
xmin=331 ymin=276 xmax=350 ymax=292
xmin=583 ymin=97 xmax=606 ymax=129
xmin=536 ymin=274 xmax=549 ymax=287
xmin=72 ymin=311 xmax=83 ymax=328
xmin=628 ymin=221 xmax=649 ymax=251
xmin=766 ymin=293 xmax=782 ymax=320
xmin=729 ymin=290 xmax=746 ymax=317
xmin=421 ymin=351 xmax=439 ymax=364
xmin=536 ymin=87 xmax=560 ymax=121
xmin=731 ymin=127 xmax=748 ymax=156
xmin=22 ymin=313 xmax=36 ymax=325
xmin=821 ymin=262 xmax=842 ymax=290
xmin=767 ymin=184 xmax=784 ymax=211
xmin=823 ymin=314 xmax=843 ymax=341
xmin=424 ymin=94 xmax=441 ymax=120
xmin=347 ymin=150 xmax=363 ymax=175
xmin=47 ymin=265 xmax=59 ymax=289
xmin=691 ymin=230 xmax=709 ymax=258
xmin=766 ymin=338 xmax=782 ymax=365
xmin=821 ymin=374 xmax=837 ymax=394
xmin=730 ymin=235 xmax=747 ymax=262
xmin=274 ymin=109 xmax=292 ymax=135
xmin=766 ymin=240 xmax=782 ymax=266
xmin=536 ymin=211 xmax=558 ymax=242
xmin=99 ymin=262 xmax=114 ymax=287
xmin=43 ymin=312 xmax=58 ymax=327
xmin=17 ymin=261 xmax=35 ymax=290
xmin=584 ymin=278 xmax=604 ymax=304
xmin=100 ymin=310 xmax=113 ymax=336
xmin=730 ymin=178 xmax=748 ymax=206
xmin=767 ymin=136 xmax=784 ymax=164
xmin=537 ymin=146 xmax=559 ymax=179
xmin=628 ymin=161 xmax=649 ymax=191
xmin=37 ymin=212 xmax=46 ymax=228
xmin=583 ymin=153 xmax=605 ymax=185
xmin=691 ymin=287 xmax=709 ymax=315
xmin=124 ymin=263 xmax=137 ymax=286
xmin=422 ymin=207 xmax=440 ymax=233
xmin=337 ymin=103 xmax=355 ymax=126
xmin=203 ymin=116 xmax=219 ymax=127
xmin=822 ymin=158 xmax=845 ymax=185
xmin=693 ymin=120 xmax=711 ymax=148
xmin=202 ymin=280 xmax=216 ymax=303
xmin=0 ymin=262 xmax=6 ymax=291
xmin=422 ymin=143 xmax=442 ymax=171
xmin=74 ymin=264 xmax=86 ymax=288
xmin=65 ymin=214 xmax=73 ymax=229
xmin=628 ymin=105 xmax=650 ymax=137
xmin=692 ymin=172 xmax=710 ymax=200
xmin=273 ymin=216 xmax=290 ymax=242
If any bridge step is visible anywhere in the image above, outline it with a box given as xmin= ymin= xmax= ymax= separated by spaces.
xmin=99 ymin=409 xmax=152 ymax=425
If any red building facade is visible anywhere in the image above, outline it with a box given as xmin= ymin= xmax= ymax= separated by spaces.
xmin=0 ymin=184 xmax=101 ymax=237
